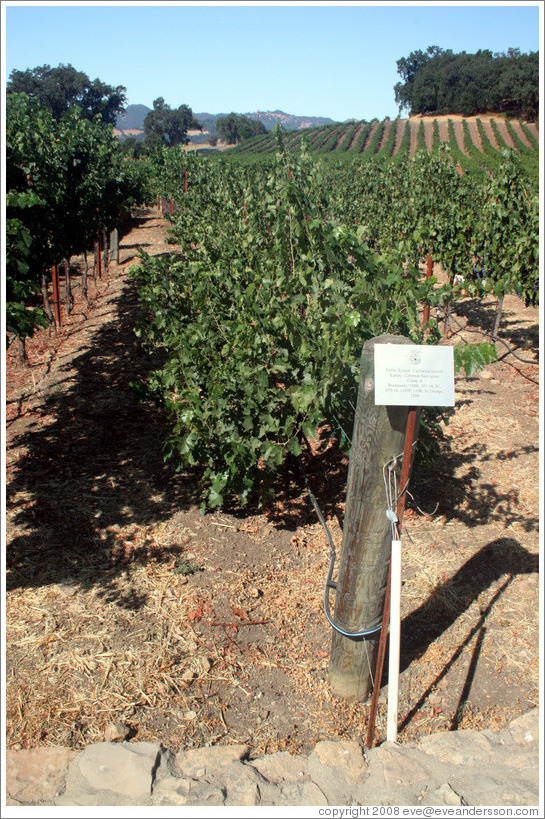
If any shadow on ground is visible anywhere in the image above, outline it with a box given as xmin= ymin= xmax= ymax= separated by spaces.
xmin=6 ymin=273 xmax=199 ymax=609
xmin=396 ymin=536 xmax=538 ymax=728
xmin=449 ymin=297 xmax=539 ymax=359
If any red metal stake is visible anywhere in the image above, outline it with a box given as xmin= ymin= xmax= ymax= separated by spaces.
xmin=365 ymin=406 xmax=418 ymax=749
xmin=422 ymin=255 xmax=433 ymax=328
xmin=51 ymin=263 xmax=61 ymax=327
xmin=96 ymin=233 xmax=102 ymax=280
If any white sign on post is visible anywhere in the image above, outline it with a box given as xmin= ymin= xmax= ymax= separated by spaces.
xmin=374 ymin=344 xmax=455 ymax=407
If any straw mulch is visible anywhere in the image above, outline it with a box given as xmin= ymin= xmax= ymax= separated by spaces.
xmin=5 ymin=209 xmax=540 ymax=755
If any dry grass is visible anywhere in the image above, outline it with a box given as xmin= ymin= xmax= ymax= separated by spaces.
xmin=5 ymin=209 xmax=540 ymax=756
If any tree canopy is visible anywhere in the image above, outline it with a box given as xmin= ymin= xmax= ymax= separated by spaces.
xmin=394 ymin=47 xmax=539 ymax=121
xmin=6 ymin=63 xmax=126 ymax=125
xmin=216 ymin=113 xmax=268 ymax=144
xmin=143 ymin=97 xmax=202 ymax=147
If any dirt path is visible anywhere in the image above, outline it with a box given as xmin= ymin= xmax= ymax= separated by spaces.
xmin=5 ymin=210 xmax=540 ymax=757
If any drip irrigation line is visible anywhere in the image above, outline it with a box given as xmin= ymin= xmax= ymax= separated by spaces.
xmin=296 ymin=457 xmax=381 ymax=639
xmin=436 ymin=308 xmax=538 ymax=366
xmin=297 ymin=438 xmax=432 ymax=641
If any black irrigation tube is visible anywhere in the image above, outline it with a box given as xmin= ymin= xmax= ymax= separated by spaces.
xmin=438 ymin=307 xmax=539 ymax=367
xmin=296 ymin=457 xmax=382 ymax=639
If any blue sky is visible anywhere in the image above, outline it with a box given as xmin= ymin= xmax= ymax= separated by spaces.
xmin=2 ymin=2 xmax=542 ymax=122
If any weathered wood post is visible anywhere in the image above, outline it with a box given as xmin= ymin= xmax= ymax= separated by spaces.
xmin=329 ymin=334 xmax=420 ymax=700
xmin=109 ymin=228 xmax=119 ymax=264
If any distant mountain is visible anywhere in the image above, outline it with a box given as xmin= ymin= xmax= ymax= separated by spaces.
xmin=195 ymin=110 xmax=335 ymax=134
xmin=115 ymin=105 xmax=336 ymax=139
xmin=249 ymin=110 xmax=336 ymax=131
xmin=115 ymin=104 xmax=151 ymax=131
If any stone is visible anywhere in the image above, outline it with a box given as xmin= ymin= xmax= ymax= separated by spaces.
xmin=151 ymin=777 xmax=225 ymax=806
xmin=280 ymin=780 xmax=329 ymax=806
xmin=500 ymin=788 xmax=540 ymax=806
xmin=55 ymin=583 xmax=77 ymax=597
xmin=104 ymin=721 xmax=131 ymax=742
xmin=251 ymin=750 xmax=309 ymax=784
xmin=307 ymin=740 xmax=367 ymax=804
xmin=369 ymin=742 xmax=431 ymax=789
xmin=222 ymin=762 xmax=279 ymax=806
xmin=6 ymin=746 xmax=78 ymax=804
xmin=73 ymin=741 xmax=161 ymax=800
xmin=426 ymin=782 xmax=465 ymax=806
xmin=3 ymin=709 xmax=541 ymax=808
xmin=175 ymin=744 xmax=249 ymax=779
xmin=507 ymin=709 xmax=539 ymax=746
xmin=417 ymin=729 xmax=495 ymax=765
xmin=312 ymin=740 xmax=362 ymax=769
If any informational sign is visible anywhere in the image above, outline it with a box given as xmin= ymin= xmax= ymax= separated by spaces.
xmin=374 ymin=344 xmax=455 ymax=407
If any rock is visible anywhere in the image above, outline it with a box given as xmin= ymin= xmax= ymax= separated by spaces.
xmin=426 ymin=782 xmax=465 ymax=806
xmin=6 ymin=746 xmax=78 ymax=804
xmin=251 ymin=750 xmax=309 ymax=784
xmin=181 ymin=668 xmax=195 ymax=683
xmin=250 ymin=750 xmax=322 ymax=805
xmin=103 ymin=722 xmax=131 ymax=742
xmin=222 ymin=762 xmax=279 ymax=806
xmin=370 ymin=742 xmax=431 ymax=789
xmin=4 ymin=709 xmax=540 ymax=808
xmin=157 ymin=750 xmax=280 ymax=807
xmin=151 ymin=777 xmax=225 ymax=806
xmin=499 ymin=787 xmax=540 ymax=806
xmin=280 ymin=780 xmax=328 ymax=806
xmin=418 ymin=730 xmax=495 ymax=765
xmin=55 ymin=583 xmax=77 ymax=597
xmin=507 ymin=709 xmax=538 ymax=746
xmin=175 ymin=744 xmax=249 ymax=779
xmin=67 ymin=741 xmax=161 ymax=801
xmin=307 ymin=740 xmax=367 ymax=804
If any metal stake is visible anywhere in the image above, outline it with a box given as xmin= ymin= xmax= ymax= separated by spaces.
xmin=365 ymin=405 xmax=418 ymax=749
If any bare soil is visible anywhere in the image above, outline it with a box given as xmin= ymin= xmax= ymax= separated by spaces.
xmin=5 ymin=209 xmax=540 ymax=757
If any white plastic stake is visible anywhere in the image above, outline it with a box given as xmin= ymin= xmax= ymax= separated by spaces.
xmin=387 ymin=538 xmax=402 ymax=742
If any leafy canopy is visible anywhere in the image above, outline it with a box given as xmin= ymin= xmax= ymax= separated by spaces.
xmin=394 ymin=47 xmax=539 ymax=120
xmin=216 ymin=113 xmax=268 ymax=144
xmin=144 ymin=97 xmax=202 ymax=147
xmin=7 ymin=63 xmax=127 ymax=125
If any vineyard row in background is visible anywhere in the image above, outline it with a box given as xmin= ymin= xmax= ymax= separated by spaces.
xmin=226 ymin=116 xmax=539 ymax=182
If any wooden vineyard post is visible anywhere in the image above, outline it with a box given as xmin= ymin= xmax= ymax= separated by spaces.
xmin=109 ymin=228 xmax=119 ymax=264
xmin=328 ymin=334 xmax=420 ymax=701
